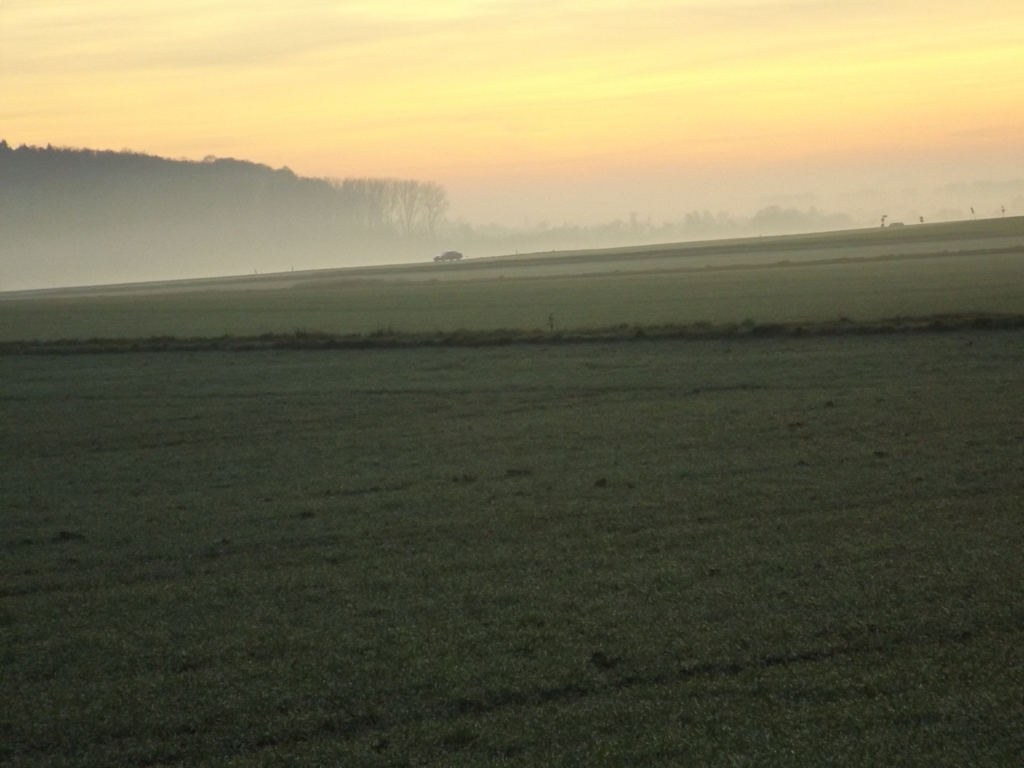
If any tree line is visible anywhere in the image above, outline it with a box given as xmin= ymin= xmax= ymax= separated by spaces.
xmin=328 ymin=177 xmax=448 ymax=236
xmin=0 ymin=141 xmax=457 ymax=287
xmin=0 ymin=141 xmax=450 ymax=240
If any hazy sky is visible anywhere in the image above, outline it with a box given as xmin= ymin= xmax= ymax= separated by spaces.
xmin=2 ymin=0 xmax=1023 ymax=224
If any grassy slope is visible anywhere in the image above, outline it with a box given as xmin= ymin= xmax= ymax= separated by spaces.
xmin=2 ymin=219 xmax=1023 ymax=341
xmin=2 ymin=333 xmax=1023 ymax=765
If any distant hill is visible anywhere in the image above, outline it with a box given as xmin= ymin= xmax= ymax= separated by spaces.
xmin=0 ymin=142 xmax=447 ymax=289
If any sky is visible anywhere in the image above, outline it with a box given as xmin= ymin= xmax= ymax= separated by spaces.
xmin=2 ymin=0 xmax=1023 ymax=225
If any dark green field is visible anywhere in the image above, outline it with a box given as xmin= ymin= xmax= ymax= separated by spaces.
xmin=3 ymin=332 xmax=1023 ymax=766
xmin=2 ymin=222 xmax=1024 ymax=765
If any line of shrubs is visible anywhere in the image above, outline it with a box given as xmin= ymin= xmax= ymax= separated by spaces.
xmin=2 ymin=313 xmax=1023 ymax=355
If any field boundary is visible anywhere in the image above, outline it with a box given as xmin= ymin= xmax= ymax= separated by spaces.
xmin=3 ymin=313 xmax=1023 ymax=355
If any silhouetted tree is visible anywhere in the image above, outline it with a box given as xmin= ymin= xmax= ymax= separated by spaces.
xmin=396 ymin=179 xmax=422 ymax=235
xmin=420 ymin=182 xmax=449 ymax=236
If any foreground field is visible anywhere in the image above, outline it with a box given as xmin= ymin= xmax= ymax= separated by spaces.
xmin=2 ymin=331 xmax=1023 ymax=765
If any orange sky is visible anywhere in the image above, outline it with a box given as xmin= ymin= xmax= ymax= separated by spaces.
xmin=2 ymin=0 xmax=1023 ymax=222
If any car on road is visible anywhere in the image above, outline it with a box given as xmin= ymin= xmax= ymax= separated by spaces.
xmin=433 ymin=250 xmax=463 ymax=262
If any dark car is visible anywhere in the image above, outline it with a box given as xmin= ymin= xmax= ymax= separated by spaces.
xmin=433 ymin=250 xmax=463 ymax=262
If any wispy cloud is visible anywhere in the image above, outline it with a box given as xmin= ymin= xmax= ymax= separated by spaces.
xmin=1 ymin=0 xmax=1022 ymax=203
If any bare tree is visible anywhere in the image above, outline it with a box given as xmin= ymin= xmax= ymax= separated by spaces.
xmin=330 ymin=178 xmax=391 ymax=231
xmin=372 ymin=178 xmax=402 ymax=232
xmin=420 ymin=181 xmax=449 ymax=236
xmin=396 ymin=180 xmax=422 ymax=236
xmin=329 ymin=176 xmax=442 ymax=235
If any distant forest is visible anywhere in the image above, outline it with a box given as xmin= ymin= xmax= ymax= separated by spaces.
xmin=1 ymin=141 xmax=865 ymax=290
xmin=0 ymin=142 xmax=451 ymax=288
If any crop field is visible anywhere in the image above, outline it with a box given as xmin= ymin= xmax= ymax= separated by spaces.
xmin=3 ymin=330 xmax=1024 ymax=766
xmin=2 ymin=218 xmax=1023 ymax=341
xmin=2 ymin=222 xmax=1023 ymax=765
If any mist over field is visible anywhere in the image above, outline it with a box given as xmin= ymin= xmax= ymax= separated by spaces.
xmin=448 ymin=162 xmax=1024 ymax=232
xmin=2 ymin=141 xmax=1022 ymax=291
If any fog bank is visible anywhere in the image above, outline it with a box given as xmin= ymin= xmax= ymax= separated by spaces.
xmin=3 ymin=142 xmax=1022 ymax=291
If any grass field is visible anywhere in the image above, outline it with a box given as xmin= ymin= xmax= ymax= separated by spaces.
xmin=2 ymin=218 xmax=1023 ymax=341
xmin=3 ymin=331 xmax=1023 ymax=765
xmin=2 ymin=222 xmax=1024 ymax=765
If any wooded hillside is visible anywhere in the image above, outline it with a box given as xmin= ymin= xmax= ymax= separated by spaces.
xmin=0 ymin=142 xmax=448 ymax=288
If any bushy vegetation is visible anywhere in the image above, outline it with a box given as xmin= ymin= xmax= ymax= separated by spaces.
xmin=2 ymin=313 xmax=1023 ymax=356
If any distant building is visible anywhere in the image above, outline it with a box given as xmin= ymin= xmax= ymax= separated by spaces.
xmin=433 ymin=251 xmax=463 ymax=262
